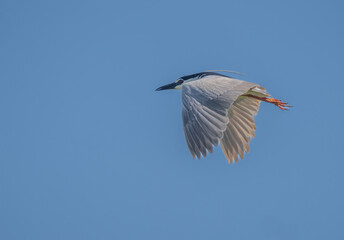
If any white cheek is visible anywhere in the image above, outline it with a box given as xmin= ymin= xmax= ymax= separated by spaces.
xmin=175 ymin=85 xmax=182 ymax=90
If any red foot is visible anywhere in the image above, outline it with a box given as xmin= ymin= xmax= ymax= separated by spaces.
xmin=244 ymin=94 xmax=291 ymax=110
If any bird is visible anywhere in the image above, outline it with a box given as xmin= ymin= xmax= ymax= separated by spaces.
xmin=155 ymin=70 xmax=290 ymax=164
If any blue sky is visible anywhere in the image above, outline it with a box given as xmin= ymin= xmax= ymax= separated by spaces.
xmin=1 ymin=0 xmax=343 ymax=239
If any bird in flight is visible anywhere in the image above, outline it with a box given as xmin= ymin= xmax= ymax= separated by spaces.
xmin=156 ymin=71 xmax=290 ymax=164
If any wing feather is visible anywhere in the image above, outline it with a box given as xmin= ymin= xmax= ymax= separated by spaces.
xmin=226 ymin=125 xmax=240 ymax=163
xmin=220 ymin=131 xmax=234 ymax=164
xmin=182 ymin=75 xmax=257 ymax=159
xmin=220 ymin=96 xmax=262 ymax=163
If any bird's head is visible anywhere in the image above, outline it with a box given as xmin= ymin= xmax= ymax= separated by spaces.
xmin=155 ymin=72 xmax=211 ymax=91
xmin=155 ymin=71 xmax=242 ymax=91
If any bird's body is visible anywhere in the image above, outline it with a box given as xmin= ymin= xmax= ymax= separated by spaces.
xmin=156 ymin=71 xmax=290 ymax=164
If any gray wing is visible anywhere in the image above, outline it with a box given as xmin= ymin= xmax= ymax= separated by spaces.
xmin=220 ymin=87 xmax=271 ymax=163
xmin=220 ymin=96 xmax=261 ymax=164
xmin=181 ymin=75 xmax=257 ymax=159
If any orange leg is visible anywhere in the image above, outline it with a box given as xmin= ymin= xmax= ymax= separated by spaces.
xmin=243 ymin=94 xmax=291 ymax=110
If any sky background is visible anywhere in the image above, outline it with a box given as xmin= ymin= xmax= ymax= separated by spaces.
xmin=1 ymin=0 xmax=344 ymax=239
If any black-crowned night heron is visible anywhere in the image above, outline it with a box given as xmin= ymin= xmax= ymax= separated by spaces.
xmin=156 ymin=71 xmax=290 ymax=164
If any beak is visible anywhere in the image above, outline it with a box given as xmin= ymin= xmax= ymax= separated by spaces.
xmin=155 ymin=82 xmax=177 ymax=91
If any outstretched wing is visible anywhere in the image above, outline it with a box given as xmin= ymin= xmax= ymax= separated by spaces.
xmin=181 ymin=75 xmax=257 ymax=159
xmin=220 ymin=96 xmax=260 ymax=163
xmin=220 ymin=87 xmax=271 ymax=163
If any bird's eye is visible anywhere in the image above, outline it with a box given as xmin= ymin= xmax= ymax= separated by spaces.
xmin=178 ymin=79 xmax=184 ymax=84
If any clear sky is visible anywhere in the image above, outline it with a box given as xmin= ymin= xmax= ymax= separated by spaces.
xmin=1 ymin=0 xmax=343 ymax=239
